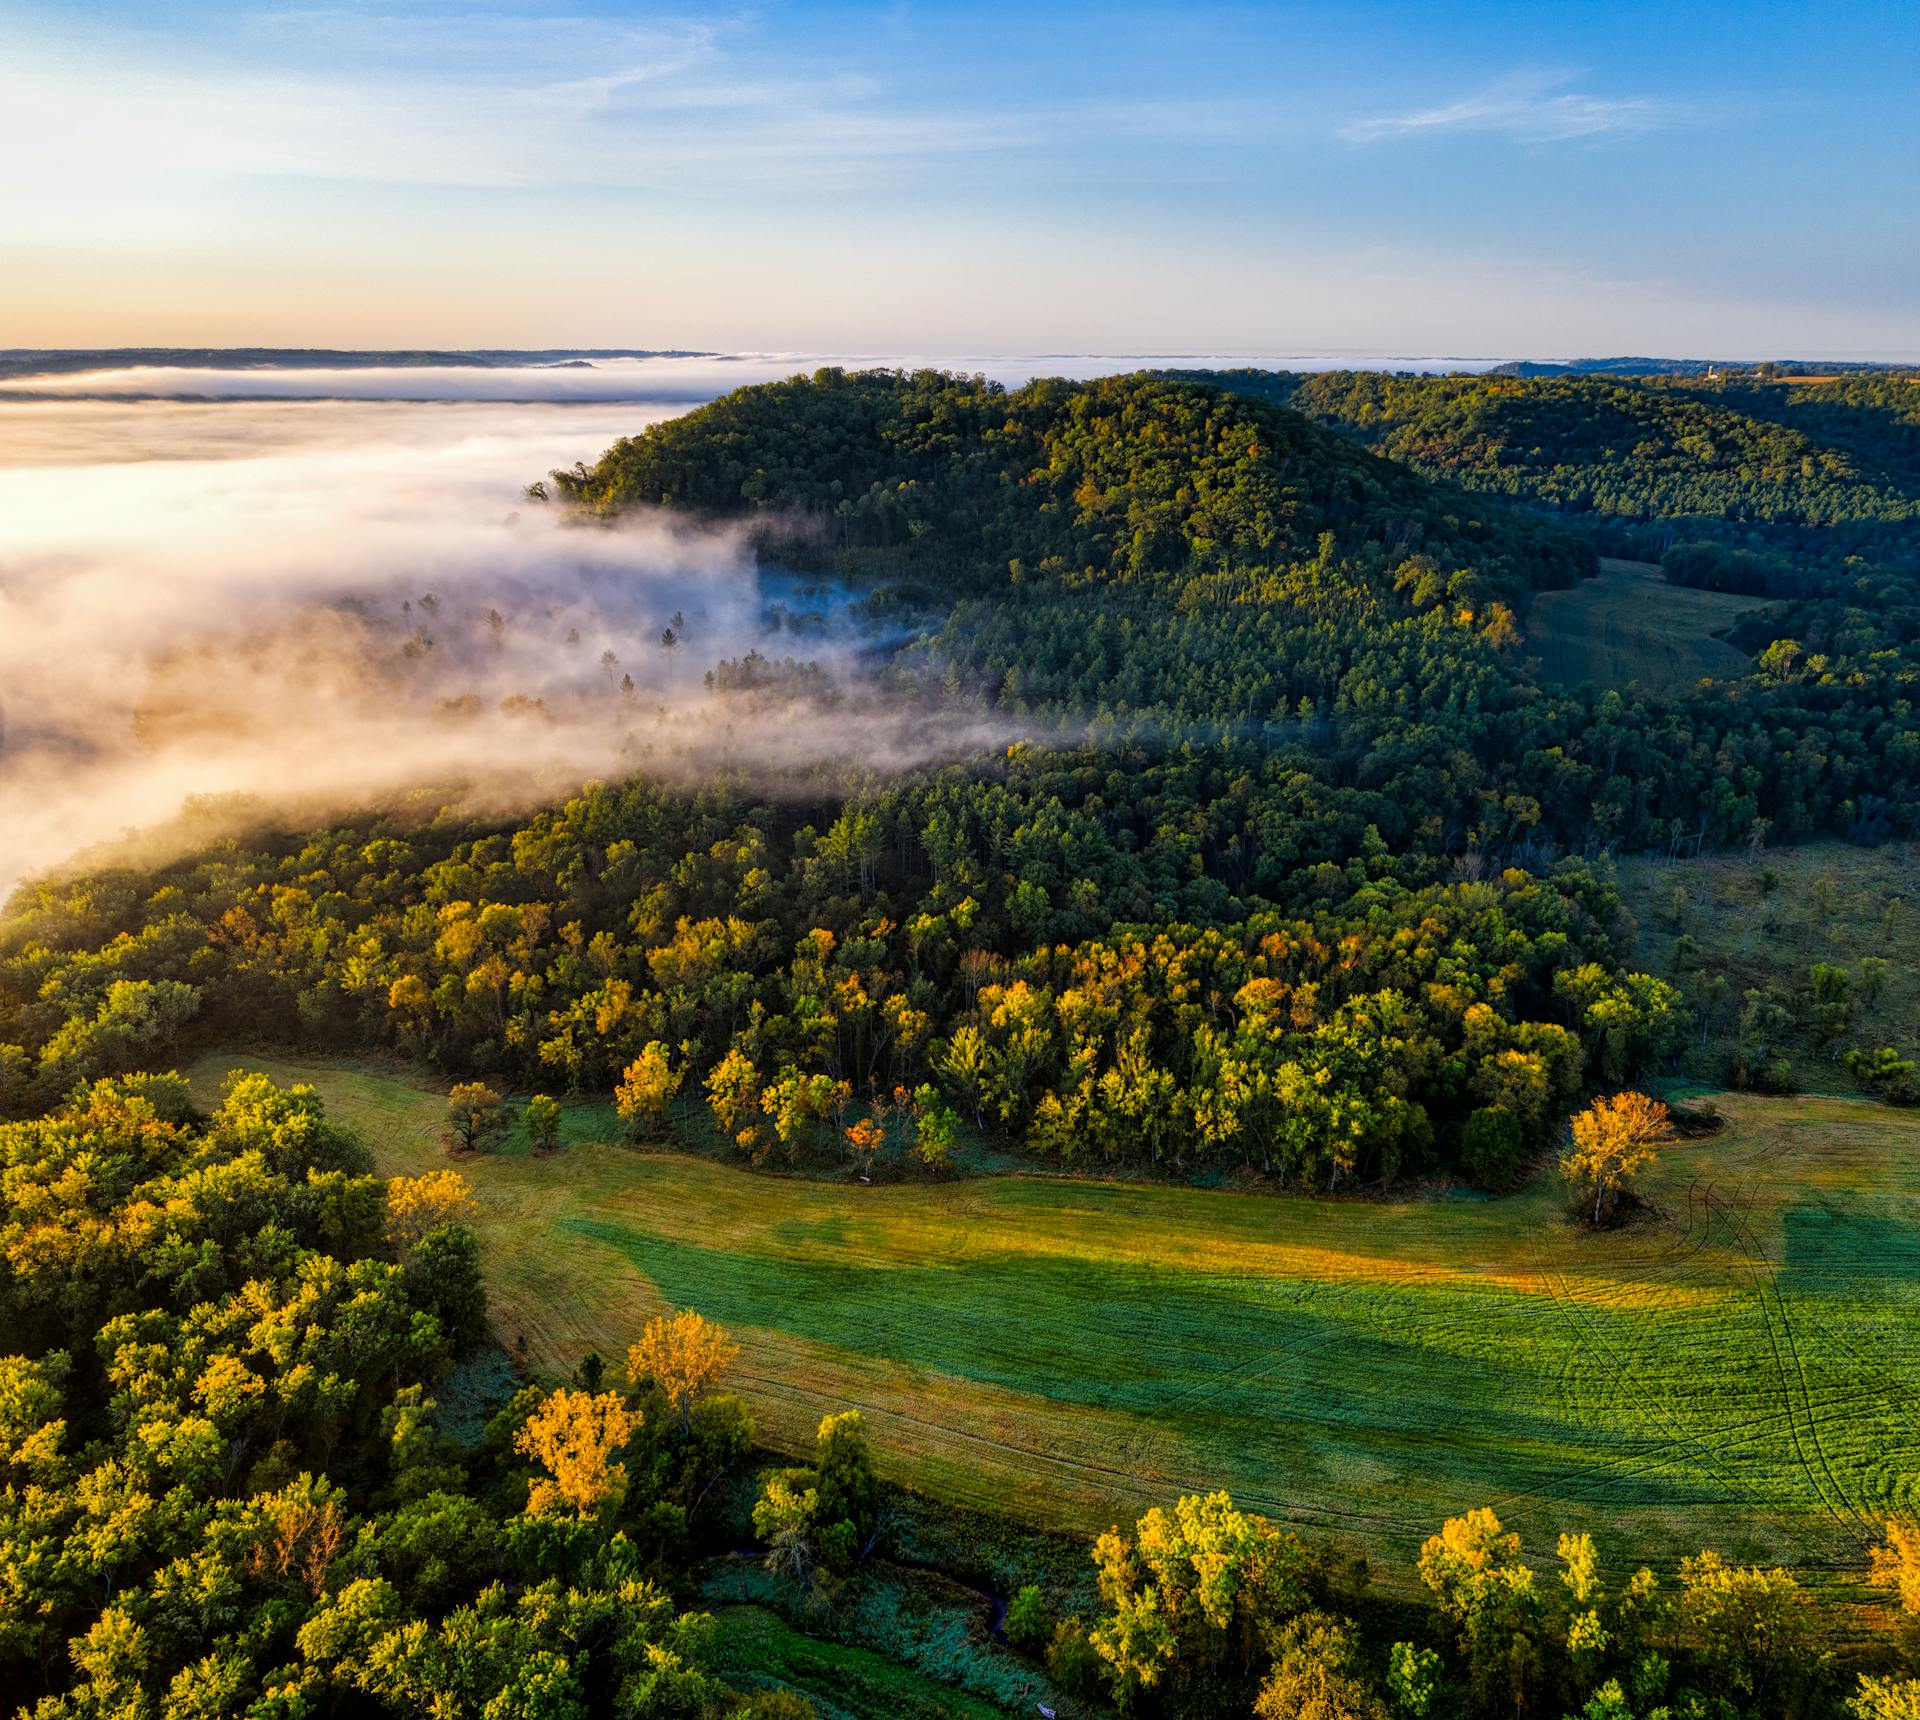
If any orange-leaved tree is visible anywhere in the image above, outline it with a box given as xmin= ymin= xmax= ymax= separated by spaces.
xmin=514 ymin=1388 xmax=641 ymax=1517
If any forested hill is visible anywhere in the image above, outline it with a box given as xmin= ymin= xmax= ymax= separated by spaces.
xmin=549 ymin=367 xmax=1596 ymax=603
xmin=1170 ymin=368 xmax=1920 ymax=594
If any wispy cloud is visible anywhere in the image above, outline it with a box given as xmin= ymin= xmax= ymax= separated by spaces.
xmin=0 ymin=11 xmax=1237 ymax=201
xmin=1343 ymin=72 xmax=1677 ymax=145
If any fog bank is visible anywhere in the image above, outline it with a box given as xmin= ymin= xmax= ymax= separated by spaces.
xmin=0 ymin=349 xmax=1505 ymax=403
xmin=0 ymin=384 xmax=1015 ymax=898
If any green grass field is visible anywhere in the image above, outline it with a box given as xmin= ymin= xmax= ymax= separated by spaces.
xmin=1527 ymin=558 xmax=1761 ymax=695
xmin=186 ymin=1052 xmax=1920 ymax=1595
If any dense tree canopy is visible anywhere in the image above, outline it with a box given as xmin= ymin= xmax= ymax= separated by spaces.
xmin=0 ymin=1073 xmax=773 ymax=1717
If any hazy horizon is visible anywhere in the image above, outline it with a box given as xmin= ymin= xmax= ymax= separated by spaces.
xmin=7 ymin=345 xmax=1920 ymax=371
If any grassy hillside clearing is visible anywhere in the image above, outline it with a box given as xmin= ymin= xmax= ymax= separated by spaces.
xmin=187 ymin=1052 xmax=1920 ymax=1594
xmin=1618 ymin=840 xmax=1920 ymax=1092
xmin=705 ymin=1605 xmax=1014 ymax=1720
xmin=1527 ymin=557 xmax=1761 ymax=694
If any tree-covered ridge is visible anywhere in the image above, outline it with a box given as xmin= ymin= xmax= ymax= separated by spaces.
xmin=1159 ymin=368 xmax=1920 ymax=618
xmin=1727 ymin=372 xmax=1920 ymax=457
xmin=1238 ymin=370 xmax=1920 ymax=532
xmin=548 ymin=369 xmax=1920 ymax=840
xmin=551 ymin=368 xmax=1594 ymax=602
xmin=3 ymin=371 xmax=1917 ymax=1192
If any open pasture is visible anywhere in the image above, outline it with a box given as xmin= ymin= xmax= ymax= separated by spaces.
xmin=1527 ymin=557 xmax=1761 ymax=695
xmin=188 ymin=1053 xmax=1920 ymax=1587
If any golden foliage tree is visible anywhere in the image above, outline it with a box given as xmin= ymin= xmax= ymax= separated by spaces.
xmin=514 ymin=1388 xmax=641 ymax=1517
xmin=1255 ymin=1613 xmax=1389 ymax=1720
xmin=628 ymin=1308 xmax=740 ymax=1432
xmin=1417 ymin=1507 xmax=1541 ymax=1717
xmin=1872 ymin=1517 xmax=1920 ymax=1617
xmin=704 ymin=1047 xmax=760 ymax=1144
xmin=383 ymin=1169 xmax=476 ymax=1254
xmin=245 ymin=1480 xmax=348 ymax=1600
xmin=445 ymin=1081 xmax=502 ymax=1153
xmin=1852 ymin=1677 xmax=1920 ymax=1720
xmin=1676 ymin=1552 xmax=1816 ymax=1713
xmin=1561 ymin=1091 xmax=1670 ymax=1227
xmin=615 ymin=1042 xmax=682 ymax=1140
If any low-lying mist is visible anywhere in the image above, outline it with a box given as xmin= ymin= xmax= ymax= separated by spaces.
xmin=0 ymin=386 xmax=1015 ymax=901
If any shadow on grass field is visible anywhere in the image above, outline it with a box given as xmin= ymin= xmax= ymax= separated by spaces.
xmin=1527 ymin=557 xmax=1761 ymax=695
xmin=186 ymin=1051 xmax=1920 ymax=1594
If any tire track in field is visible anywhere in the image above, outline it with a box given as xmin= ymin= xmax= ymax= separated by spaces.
xmin=1702 ymin=1185 xmax=1877 ymax=1549
xmin=1479 ymin=1377 xmax=1904 ymax=1535
xmin=1689 ymin=1134 xmax=1871 ymax=1543
xmin=1484 ymin=1145 xmax=1885 ymax=1549
xmin=731 ymin=1366 xmax=1169 ymax=1497
xmin=1671 ymin=1137 xmax=1870 ymax=1549
xmin=1705 ymin=1111 xmax=1920 ymax=1532
xmin=730 ymin=1362 xmax=1444 ymax=1541
xmin=1143 ymin=1279 xmax=1332 ymax=1417
xmin=1505 ymin=1213 xmax=1766 ymax=1522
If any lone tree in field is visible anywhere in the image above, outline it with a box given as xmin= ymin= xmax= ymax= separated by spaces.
xmin=524 ymin=1092 xmax=562 ymax=1155
xmin=446 ymin=1082 xmax=502 ymax=1154
xmin=628 ymin=1308 xmax=740 ymax=1432
xmin=1561 ymin=1091 xmax=1671 ymax=1226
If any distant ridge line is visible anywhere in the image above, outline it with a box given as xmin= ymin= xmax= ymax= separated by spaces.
xmin=0 ymin=347 xmax=717 ymax=382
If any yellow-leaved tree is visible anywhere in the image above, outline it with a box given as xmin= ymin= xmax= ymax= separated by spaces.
xmin=615 ymin=1042 xmax=682 ymax=1140
xmin=1417 ymin=1507 xmax=1541 ymax=1717
xmin=1560 ymin=1092 xmax=1670 ymax=1227
xmin=514 ymin=1388 xmax=641 ymax=1517
xmin=1090 ymin=1491 xmax=1307 ymax=1704
xmin=628 ymin=1308 xmax=740 ymax=1432
xmin=1871 ymin=1517 xmax=1920 ymax=1618
xmin=383 ymin=1169 xmax=476 ymax=1254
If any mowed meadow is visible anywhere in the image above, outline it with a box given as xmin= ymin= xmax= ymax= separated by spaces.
xmin=187 ymin=1053 xmax=1920 ymax=1591
xmin=1526 ymin=557 xmax=1762 ymax=694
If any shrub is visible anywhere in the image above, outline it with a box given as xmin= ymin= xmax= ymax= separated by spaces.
xmin=1848 ymin=1047 xmax=1920 ymax=1105
xmin=1005 ymin=1583 xmax=1051 ymax=1654
xmin=741 ymin=1693 xmax=818 ymax=1720
xmin=525 ymin=1093 xmax=562 ymax=1153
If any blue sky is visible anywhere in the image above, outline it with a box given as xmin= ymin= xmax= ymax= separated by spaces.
xmin=2 ymin=0 xmax=1915 ymax=355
